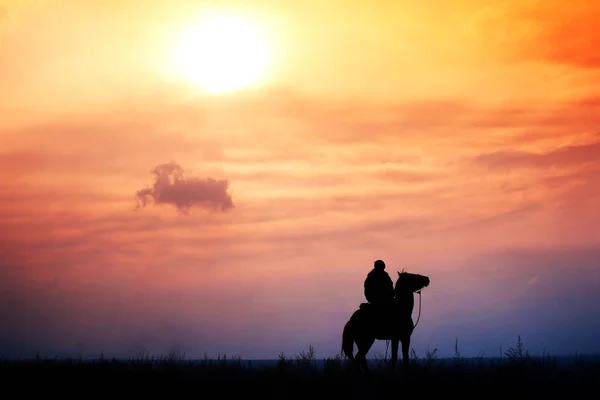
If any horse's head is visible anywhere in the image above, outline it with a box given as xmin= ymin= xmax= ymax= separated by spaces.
xmin=395 ymin=270 xmax=430 ymax=294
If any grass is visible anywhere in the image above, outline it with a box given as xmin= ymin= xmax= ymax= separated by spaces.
xmin=1 ymin=337 xmax=598 ymax=398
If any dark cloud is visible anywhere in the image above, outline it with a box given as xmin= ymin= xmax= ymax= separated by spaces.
xmin=135 ymin=162 xmax=234 ymax=214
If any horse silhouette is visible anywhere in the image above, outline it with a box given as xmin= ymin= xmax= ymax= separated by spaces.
xmin=342 ymin=270 xmax=430 ymax=372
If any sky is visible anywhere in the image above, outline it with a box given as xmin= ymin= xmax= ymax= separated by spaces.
xmin=1 ymin=0 xmax=599 ymax=359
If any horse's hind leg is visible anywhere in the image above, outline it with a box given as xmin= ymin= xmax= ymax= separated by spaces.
xmin=355 ymin=338 xmax=375 ymax=372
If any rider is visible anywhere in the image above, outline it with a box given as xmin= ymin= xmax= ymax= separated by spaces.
xmin=364 ymin=259 xmax=395 ymax=305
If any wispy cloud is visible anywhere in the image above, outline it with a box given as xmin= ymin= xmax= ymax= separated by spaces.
xmin=473 ymin=138 xmax=600 ymax=171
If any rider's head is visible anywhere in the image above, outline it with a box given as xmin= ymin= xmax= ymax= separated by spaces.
xmin=374 ymin=260 xmax=386 ymax=270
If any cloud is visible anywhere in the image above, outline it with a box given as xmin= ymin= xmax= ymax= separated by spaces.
xmin=135 ymin=162 xmax=234 ymax=214
xmin=473 ymin=138 xmax=600 ymax=171
xmin=254 ymin=93 xmax=600 ymax=157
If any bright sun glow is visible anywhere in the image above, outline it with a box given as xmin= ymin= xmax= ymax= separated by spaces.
xmin=172 ymin=12 xmax=271 ymax=94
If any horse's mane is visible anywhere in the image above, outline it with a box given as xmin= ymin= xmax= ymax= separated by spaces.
xmin=394 ymin=269 xmax=407 ymax=290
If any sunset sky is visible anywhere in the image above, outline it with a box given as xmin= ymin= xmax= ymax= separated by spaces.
xmin=1 ymin=0 xmax=599 ymax=359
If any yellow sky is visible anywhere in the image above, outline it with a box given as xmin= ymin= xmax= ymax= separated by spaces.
xmin=2 ymin=0 xmax=598 ymax=122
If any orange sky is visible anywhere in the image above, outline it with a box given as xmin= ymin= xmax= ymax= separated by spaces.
xmin=1 ymin=0 xmax=600 ymax=358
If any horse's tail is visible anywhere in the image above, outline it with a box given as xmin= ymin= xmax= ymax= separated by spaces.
xmin=341 ymin=315 xmax=356 ymax=362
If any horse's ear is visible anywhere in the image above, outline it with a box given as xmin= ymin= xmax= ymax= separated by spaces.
xmin=397 ymin=271 xmax=401 ymax=277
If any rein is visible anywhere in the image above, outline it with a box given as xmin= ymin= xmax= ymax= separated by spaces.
xmin=413 ymin=290 xmax=423 ymax=329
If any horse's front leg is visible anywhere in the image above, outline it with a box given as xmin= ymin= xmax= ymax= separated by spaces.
xmin=390 ymin=338 xmax=399 ymax=371
xmin=402 ymin=336 xmax=410 ymax=371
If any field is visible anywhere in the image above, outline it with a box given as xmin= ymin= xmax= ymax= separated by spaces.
xmin=1 ymin=339 xmax=598 ymax=398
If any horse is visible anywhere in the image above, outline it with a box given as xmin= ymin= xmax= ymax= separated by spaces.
xmin=341 ymin=270 xmax=430 ymax=372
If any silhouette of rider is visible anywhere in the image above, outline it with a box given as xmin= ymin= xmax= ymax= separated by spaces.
xmin=364 ymin=259 xmax=394 ymax=305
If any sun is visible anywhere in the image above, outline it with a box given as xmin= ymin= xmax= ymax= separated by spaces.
xmin=171 ymin=12 xmax=272 ymax=94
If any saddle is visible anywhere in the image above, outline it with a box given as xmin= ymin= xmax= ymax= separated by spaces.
xmin=359 ymin=302 xmax=395 ymax=335
xmin=359 ymin=302 xmax=393 ymax=311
